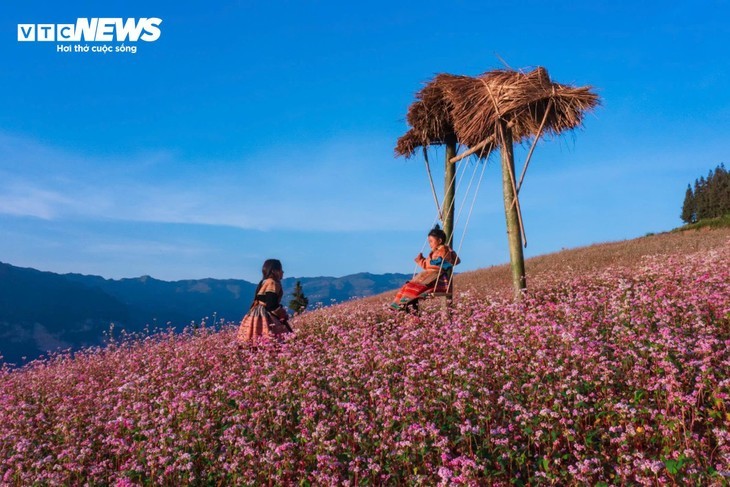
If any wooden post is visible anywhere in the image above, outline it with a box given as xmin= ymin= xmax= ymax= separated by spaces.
xmin=499 ymin=121 xmax=526 ymax=299
xmin=444 ymin=134 xmax=457 ymax=246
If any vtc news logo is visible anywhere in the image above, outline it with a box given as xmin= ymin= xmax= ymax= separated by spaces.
xmin=17 ymin=18 xmax=162 ymax=42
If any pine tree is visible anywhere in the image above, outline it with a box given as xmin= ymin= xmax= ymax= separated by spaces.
xmin=707 ymin=169 xmax=720 ymax=218
xmin=695 ymin=176 xmax=708 ymax=220
xmin=681 ymin=184 xmax=695 ymax=224
xmin=683 ymin=164 xmax=730 ymax=223
xmin=718 ymin=163 xmax=730 ymax=216
xmin=289 ymin=281 xmax=309 ymax=315
xmin=708 ymin=164 xmax=729 ymax=218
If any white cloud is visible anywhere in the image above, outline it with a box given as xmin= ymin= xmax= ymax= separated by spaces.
xmin=3 ymin=127 xmax=715 ymax=237
xmin=0 ymin=131 xmax=432 ymax=232
xmin=0 ymin=183 xmax=70 ymax=219
xmin=85 ymin=240 xmax=209 ymax=257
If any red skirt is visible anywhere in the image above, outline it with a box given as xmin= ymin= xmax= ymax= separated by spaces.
xmin=390 ymin=272 xmax=451 ymax=309
xmin=236 ymin=304 xmax=291 ymax=345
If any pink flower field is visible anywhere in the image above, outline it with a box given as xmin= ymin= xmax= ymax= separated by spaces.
xmin=1 ymin=245 xmax=729 ymax=485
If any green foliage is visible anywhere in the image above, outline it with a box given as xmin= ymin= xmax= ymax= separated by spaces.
xmin=663 ymin=454 xmax=689 ymax=477
xmin=289 ymin=280 xmax=309 ymax=315
xmin=681 ymin=164 xmax=730 ymax=223
xmin=676 ymin=213 xmax=730 ymax=231
xmin=680 ymin=184 xmax=695 ymax=224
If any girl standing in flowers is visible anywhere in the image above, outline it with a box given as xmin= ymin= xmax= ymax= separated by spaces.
xmin=390 ymin=224 xmax=460 ymax=311
xmin=237 ymin=259 xmax=292 ymax=344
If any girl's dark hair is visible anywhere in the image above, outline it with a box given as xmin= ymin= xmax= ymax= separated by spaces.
xmin=428 ymin=224 xmax=447 ymax=244
xmin=253 ymin=259 xmax=283 ymax=300
xmin=261 ymin=259 xmax=283 ymax=280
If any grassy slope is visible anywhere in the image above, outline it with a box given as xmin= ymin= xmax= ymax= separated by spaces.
xmin=362 ymin=225 xmax=730 ymax=304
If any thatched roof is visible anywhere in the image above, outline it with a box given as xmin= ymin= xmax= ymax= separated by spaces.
xmin=395 ymin=67 xmax=599 ymax=159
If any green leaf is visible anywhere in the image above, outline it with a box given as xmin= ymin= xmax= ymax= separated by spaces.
xmin=664 ymin=459 xmax=679 ymax=475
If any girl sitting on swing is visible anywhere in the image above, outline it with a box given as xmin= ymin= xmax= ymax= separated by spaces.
xmin=390 ymin=224 xmax=460 ymax=311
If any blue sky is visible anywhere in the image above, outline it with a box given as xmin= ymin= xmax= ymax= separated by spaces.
xmin=1 ymin=1 xmax=728 ymax=282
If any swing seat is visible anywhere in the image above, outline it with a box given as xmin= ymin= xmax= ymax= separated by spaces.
xmin=421 ymin=287 xmax=453 ymax=315
xmin=429 ymin=291 xmax=453 ymax=299
xmin=425 ymin=268 xmax=454 ymax=301
xmin=428 ymin=292 xmax=453 ymax=314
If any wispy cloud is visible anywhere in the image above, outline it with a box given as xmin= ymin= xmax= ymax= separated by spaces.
xmin=0 ymin=131 xmax=432 ymax=232
xmin=85 ymin=240 xmax=210 ymax=257
xmin=1 ymin=127 xmax=718 ymax=259
xmin=0 ymin=182 xmax=72 ymax=219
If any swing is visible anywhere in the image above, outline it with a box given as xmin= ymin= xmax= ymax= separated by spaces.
xmin=414 ymin=143 xmax=492 ymax=308
xmin=416 ymin=122 xmax=542 ymax=310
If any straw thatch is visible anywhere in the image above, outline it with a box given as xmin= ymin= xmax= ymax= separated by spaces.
xmin=395 ymin=67 xmax=599 ymax=158
xmin=394 ymin=73 xmax=461 ymax=156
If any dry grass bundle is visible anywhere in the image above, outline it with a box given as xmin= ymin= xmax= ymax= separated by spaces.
xmin=395 ymin=66 xmax=599 ymax=158
xmin=394 ymin=74 xmax=462 ymax=157
xmin=394 ymin=129 xmax=422 ymax=158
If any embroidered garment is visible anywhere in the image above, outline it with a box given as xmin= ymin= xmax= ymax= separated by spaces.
xmin=237 ymin=278 xmax=291 ymax=344
xmin=390 ymin=244 xmax=460 ymax=309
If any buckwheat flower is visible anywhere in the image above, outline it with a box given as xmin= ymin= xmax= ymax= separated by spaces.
xmin=437 ymin=466 xmax=453 ymax=483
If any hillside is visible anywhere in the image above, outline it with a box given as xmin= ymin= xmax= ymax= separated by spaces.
xmin=0 ymin=265 xmax=410 ymax=365
xmin=1 ymin=228 xmax=728 ymax=485
xmin=0 ymin=263 xmax=132 ymax=362
xmin=365 ymin=225 xmax=730 ymax=304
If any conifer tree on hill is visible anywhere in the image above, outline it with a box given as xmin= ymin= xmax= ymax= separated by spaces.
xmin=681 ymin=164 xmax=730 ymax=224
xmin=289 ymin=280 xmax=308 ymax=315
xmin=681 ymin=184 xmax=695 ymax=224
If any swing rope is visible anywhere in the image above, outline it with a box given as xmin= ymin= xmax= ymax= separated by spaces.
xmin=423 ymin=148 xmax=442 ymax=223
xmin=453 ymin=151 xmax=482 ymax=235
xmin=447 ymin=145 xmax=492 ymax=292
xmin=412 ymin=145 xmax=469 ymax=279
xmin=430 ymin=154 xmax=482 ymax=292
xmin=427 ymin=144 xmax=491 ymax=296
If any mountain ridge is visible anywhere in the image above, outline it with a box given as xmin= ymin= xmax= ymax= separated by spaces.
xmin=0 ymin=261 xmax=410 ymax=365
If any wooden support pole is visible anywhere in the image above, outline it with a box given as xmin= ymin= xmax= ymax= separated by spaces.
xmin=500 ymin=120 xmax=526 ymax=299
xmin=444 ymin=134 xmax=457 ymax=246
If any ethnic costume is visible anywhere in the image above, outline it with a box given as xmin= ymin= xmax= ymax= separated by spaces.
xmin=390 ymin=244 xmax=460 ymax=310
xmin=237 ymin=277 xmax=291 ymax=344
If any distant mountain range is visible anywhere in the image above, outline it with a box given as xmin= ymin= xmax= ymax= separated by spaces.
xmin=0 ymin=261 xmax=409 ymax=365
